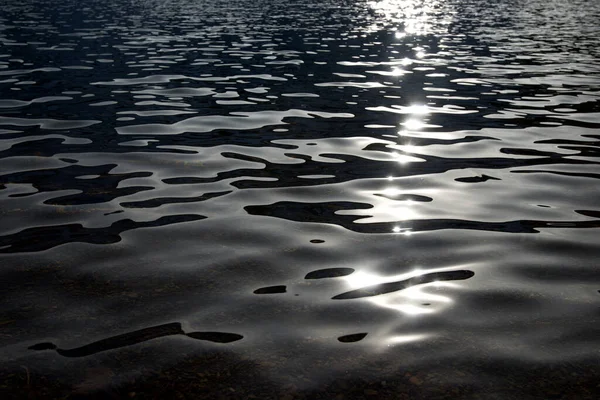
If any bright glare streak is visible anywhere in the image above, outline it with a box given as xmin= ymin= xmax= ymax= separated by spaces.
xmin=394 ymin=31 xmax=406 ymax=39
xmin=387 ymin=334 xmax=429 ymax=345
xmin=407 ymin=104 xmax=429 ymax=115
xmin=392 ymin=225 xmax=412 ymax=235
xmin=344 ymin=268 xmax=425 ymax=289
xmin=402 ymin=119 xmax=425 ymax=130
xmin=370 ymin=296 xmax=434 ymax=315
xmin=430 ymin=281 xmax=461 ymax=289
xmin=368 ymin=282 xmax=454 ymax=314
xmin=391 ymin=67 xmax=407 ymax=76
xmin=342 ymin=268 xmax=463 ymax=317
xmin=382 ymin=188 xmax=402 ymax=196
xmin=401 ymin=286 xmax=452 ymax=303
xmin=344 ymin=271 xmax=388 ymax=289
xmin=392 ymin=151 xmax=423 ymax=163
xmin=368 ymin=0 xmax=457 ymax=38
xmin=404 ymin=24 xmax=416 ymax=34
xmin=402 ymin=144 xmax=419 ymax=153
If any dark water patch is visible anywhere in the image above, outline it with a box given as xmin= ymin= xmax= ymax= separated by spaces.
xmin=163 ymin=177 xmax=212 ymax=185
xmin=512 ymin=170 xmax=600 ymax=180
xmin=120 ymin=190 xmax=231 ymax=209
xmin=253 ymin=285 xmax=287 ymax=294
xmin=0 ymin=164 xmax=153 ymax=205
xmin=228 ymin=151 xmax=598 ymax=189
xmin=245 ymin=201 xmax=600 ymax=234
xmin=305 ymin=268 xmax=355 ymax=280
xmin=0 ymin=137 xmax=198 ymax=158
xmin=0 ymin=138 xmax=90 ymax=159
xmin=455 ymin=174 xmax=500 ymax=183
xmin=500 ymin=148 xmax=570 ymax=158
xmin=575 ymin=210 xmax=600 ymax=218
xmin=245 ymin=202 xmax=373 ymax=226
xmin=0 ymin=215 xmax=205 ymax=253
xmin=28 ymin=342 xmax=57 ymax=351
xmin=29 ymin=323 xmax=184 ymax=358
xmin=46 ymin=186 xmax=154 ymax=206
xmin=186 ymin=332 xmax=243 ymax=344
xmin=338 ymin=333 xmax=368 ymax=343
xmin=332 ymin=270 xmax=475 ymax=300
xmin=162 ymin=166 xmax=277 ymax=187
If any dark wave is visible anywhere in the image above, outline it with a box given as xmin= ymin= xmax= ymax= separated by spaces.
xmin=245 ymin=201 xmax=600 ymax=233
xmin=0 ymin=215 xmax=205 ymax=253
xmin=29 ymin=323 xmax=243 ymax=358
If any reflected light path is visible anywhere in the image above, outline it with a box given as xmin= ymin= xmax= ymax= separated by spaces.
xmin=2 ymin=0 xmax=599 ymax=396
xmin=340 ymin=268 xmax=470 ymax=317
xmin=369 ymin=0 xmax=455 ymax=36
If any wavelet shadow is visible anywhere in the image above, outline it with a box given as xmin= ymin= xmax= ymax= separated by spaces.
xmin=0 ymin=164 xmax=154 ymax=205
xmin=120 ymin=190 xmax=231 ymax=208
xmin=28 ymin=323 xmax=243 ymax=358
xmin=0 ymin=214 xmax=205 ymax=253
xmin=245 ymin=201 xmax=600 ymax=233
xmin=338 ymin=333 xmax=368 ymax=343
xmin=455 ymin=174 xmax=500 ymax=183
xmin=305 ymin=268 xmax=355 ymax=279
xmin=253 ymin=285 xmax=287 ymax=294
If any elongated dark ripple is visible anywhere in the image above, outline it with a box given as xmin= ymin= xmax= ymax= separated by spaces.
xmin=0 ymin=215 xmax=206 ymax=253
xmin=338 ymin=333 xmax=368 ymax=343
xmin=305 ymin=268 xmax=355 ymax=280
xmin=254 ymin=285 xmax=287 ymax=294
xmin=28 ymin=323 xmax=243 ymax=358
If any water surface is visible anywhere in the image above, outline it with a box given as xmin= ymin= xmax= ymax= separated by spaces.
xmin=1 ymin=0 xmax=599 ymax=398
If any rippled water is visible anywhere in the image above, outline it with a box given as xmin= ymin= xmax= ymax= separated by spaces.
xmin=1 ymin=0 xmax=600 ymax=398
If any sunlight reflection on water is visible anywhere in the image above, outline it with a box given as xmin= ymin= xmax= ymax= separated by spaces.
xmin=0 ymin=0 xmax=599 ymax=396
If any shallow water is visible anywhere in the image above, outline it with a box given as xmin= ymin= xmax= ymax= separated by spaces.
xmin=1 ymin=0 xmax=599 ymax=397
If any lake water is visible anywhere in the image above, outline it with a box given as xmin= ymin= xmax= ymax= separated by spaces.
xmin=1 ymin=0 xmax=599 ymax=398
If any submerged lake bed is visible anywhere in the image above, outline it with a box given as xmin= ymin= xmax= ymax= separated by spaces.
xmin=1 ymin=0 xmax=599 ymax=398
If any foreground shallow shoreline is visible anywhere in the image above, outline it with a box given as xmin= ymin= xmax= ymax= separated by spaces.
xmin=2 ymin=350 xmax=599 ymax=400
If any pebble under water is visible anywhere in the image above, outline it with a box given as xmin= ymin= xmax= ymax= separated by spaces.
xmin=1 ymin=0 xmax=600 ymax=398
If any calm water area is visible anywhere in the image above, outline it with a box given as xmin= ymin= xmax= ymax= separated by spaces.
xmin=1 ymin=0 xmax=600 ymax=398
